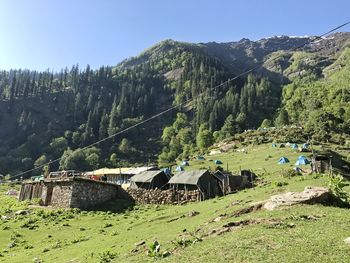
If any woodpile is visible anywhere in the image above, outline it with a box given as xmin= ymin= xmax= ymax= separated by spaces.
xmin=127 ymin=188 xmax=201 ymax=205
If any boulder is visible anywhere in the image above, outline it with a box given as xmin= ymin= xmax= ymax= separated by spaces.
xmin=264 ymin=186 xmax=331 ymax=211
xmin=134 ymin=240 xmax=145 ymax=247
xmin=15 ymin=210 xmax=29 ymax=215
xmin=344 ymin=237 xmax=350 ymax=245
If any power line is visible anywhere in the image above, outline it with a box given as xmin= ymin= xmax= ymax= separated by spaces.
xmin=9 ymin=21 xmax=350 ymax=180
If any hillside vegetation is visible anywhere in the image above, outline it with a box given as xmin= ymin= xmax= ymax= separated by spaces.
xmin=0 ymin=33 xmax=350 ymax=177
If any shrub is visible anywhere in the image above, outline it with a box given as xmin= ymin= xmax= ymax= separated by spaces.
xmin=328 ymin=174 xmax=349 ymax=206
xmin=98 ymin=250 xmax=117 ymax=263
xmin=280 ymin=169 xmax=299 ymax=178
xmin=272 ymin=181 xmax=289 ymax=187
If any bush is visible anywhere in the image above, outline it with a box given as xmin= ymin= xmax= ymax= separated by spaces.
xmin=328 ymin=174 xmax=349 ymax=206
xmin=280 ymin=169 xmax=299 ymax=178
xmin=98 ymin=250 xmax=117 ymax=263
xmin=272 ymin=181 xmax=289 ymax=187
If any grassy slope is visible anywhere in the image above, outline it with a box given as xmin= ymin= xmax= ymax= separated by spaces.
xmin=181 ymin=143 xmax=312 ymax=175
xmin=0 ymin=143 xmax=349 ymax=263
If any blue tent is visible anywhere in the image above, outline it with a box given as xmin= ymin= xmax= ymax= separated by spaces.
xmin=291 ymin=143 xmax=299 ymax=149
xmin=295 ymin=156 xmax=310 ymax=165
xmin=175 ymin=166 xmax=184 ymax=172
xmin=162 ymin=168 xmax=172 ymax=176
xmin=278 ymin=157 xmax=290 ymax=164
xmin=196 ymin=155 xmax=205 ymax=160
xmin=302 ymin=143 xmax=309 ymax=148
xmin=181 ymin=161 xmax=189 ymax=166
xmin=272 ymin=143 xmax=277 ymax=148
xmin=214 ymin=160 xmax=223 ymax=165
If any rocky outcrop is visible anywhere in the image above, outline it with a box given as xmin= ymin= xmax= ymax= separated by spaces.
xmin=263 ymin=186 xmax=331 ymax=211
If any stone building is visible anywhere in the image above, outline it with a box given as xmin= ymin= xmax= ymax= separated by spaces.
xmin=312 ymin=155 xmax=332 ymax=173
xmin=19 ymin=177 xmax=131 ymax=209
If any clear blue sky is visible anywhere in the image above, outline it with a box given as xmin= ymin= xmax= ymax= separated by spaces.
xmin=0 ymin=0 xmax=349 ymax=71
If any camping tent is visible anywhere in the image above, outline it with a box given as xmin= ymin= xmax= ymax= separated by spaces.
xmin=162 ymin=168 xmax=172 ymax=176
xmin=302 ymin=143 xmax=310 ymax=148
xmin=181 ymin=161 xmax=189 ymax=166
xmin=279 ymin=144 xmax=285 ymax=148
xmin=214 ymin=160 xmax=223 ymax=165
xmin=175 ymin=166 xmax=184 ymax=172
xmin=168 ymin=170 xmax=219 ymax=199
xmin=129 ymin=170 xmax=170 ymax=189
xmin=272 ymin=143 xmax=277 ymax=148
xmin=278 ymin=157 xmax=290 ymax=164
xmin=291 ymin=143 xmax=299 ymax=149
xmin=196 ymin=155 xmax=205 ymax=160
xmin=295 ymin=156 xmax=310 ymax=165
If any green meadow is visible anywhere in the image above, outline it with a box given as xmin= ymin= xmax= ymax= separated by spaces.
xmin=0 ymin=143 xmax=349 ymax=263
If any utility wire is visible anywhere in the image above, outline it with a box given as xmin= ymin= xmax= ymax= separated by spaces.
xmin=9 ymin=21 xmax=350 ymax=180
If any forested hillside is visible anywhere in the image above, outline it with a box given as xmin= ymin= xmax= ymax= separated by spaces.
xmin=0 ymin=33 xmax=349 ymax=177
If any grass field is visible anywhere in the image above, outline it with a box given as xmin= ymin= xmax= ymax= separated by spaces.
xmin=0 ymin=143 xmax=349 ymax=263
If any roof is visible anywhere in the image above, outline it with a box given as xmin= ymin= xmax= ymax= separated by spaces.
xmin=89 ymin=166 xmax=156 ymax=176
xmin=124 ymin=167 xmax=156 ymax=175
xmin=213 ymin=171 xmax=228 ymax=181
xmin=168 ymin=169 xmax=208 ymax=185
xmin=90 ymin=168 xmax=130 ymax=176
xmin=129 ymin=170 xmax=165 ymax=183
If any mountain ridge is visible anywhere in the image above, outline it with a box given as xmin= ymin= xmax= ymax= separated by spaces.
xmin=0 ymin=32 xmax=349 ymax=177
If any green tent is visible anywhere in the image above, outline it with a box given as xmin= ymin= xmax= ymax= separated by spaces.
xmin=168 ymin=169 xmax=219 ymax=199
xmin=129 ymin=170 xmax=170 ymax=189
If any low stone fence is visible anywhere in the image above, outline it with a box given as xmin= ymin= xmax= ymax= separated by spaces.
xmin=127 ymin=188 xmax=201 ymax=205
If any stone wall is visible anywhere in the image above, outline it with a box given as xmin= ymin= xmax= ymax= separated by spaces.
xmin=69 ymin=178 xmax=119 ymax=209
xmin=127 ymin=188 xmax=201 ymax=205
xmin=22 ymin=178 xmax=130 ymax=209
xmin=50 ymin=182 xmax=73 ymax=208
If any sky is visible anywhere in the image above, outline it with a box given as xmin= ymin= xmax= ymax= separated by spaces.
xmin=0 ymin=0 xmax=349 ymax=71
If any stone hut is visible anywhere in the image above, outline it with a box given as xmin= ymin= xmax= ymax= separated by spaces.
xmin=312 ymin=155 xmax=332 ymax=174
xmin=19 ymin=177 xmax=131 ymax=209
xmin=240 ymin=170 xmax=256 ymax=186
xmin=213 ymin=171 xmax=249 ymax=195
xmin=129 ymin=170 xmax=170 ymax=190
xmin=168 ymin=170 xmax=219 ymax=200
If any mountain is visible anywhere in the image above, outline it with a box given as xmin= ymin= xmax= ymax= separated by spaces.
xmin=0 ymin=33 xmax=349 ymax=177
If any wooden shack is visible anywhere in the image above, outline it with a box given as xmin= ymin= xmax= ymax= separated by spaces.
xmin=213 ymin=171 xmax=249 ymax=195
xmin=312 ymin=155 xmax=332 ymax=174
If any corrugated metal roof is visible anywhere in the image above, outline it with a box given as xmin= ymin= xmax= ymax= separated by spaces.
xmin=168 ymin=169 xmax=208 ymax=185
xmin=88 ymin=166 xmax=156 ymax=176
xmin=125 ymin=167 xmax=156 ymax=175
xmin=129 ymin=170 xmax=164 ymax=183
xmin=90 ymin=168 xmax=130 ymax=176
